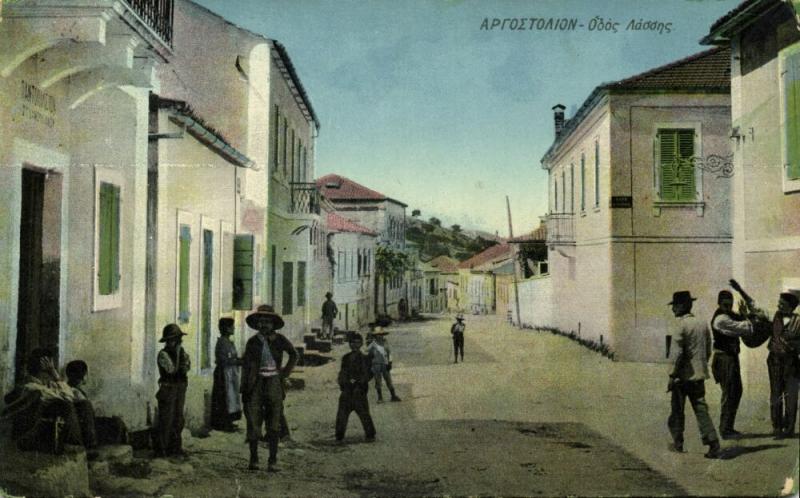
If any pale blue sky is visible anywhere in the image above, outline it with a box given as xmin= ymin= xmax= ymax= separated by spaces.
xmin=194 ymin=0 xmax=739 ymax=234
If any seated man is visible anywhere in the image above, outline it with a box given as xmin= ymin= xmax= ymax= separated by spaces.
xmin=66 ymin=360 xmax=128 ymax=446
xmin=1 ymin=348 xmax=97 ymax=456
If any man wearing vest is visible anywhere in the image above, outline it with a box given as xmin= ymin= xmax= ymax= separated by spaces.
xmin=766 ymin=292 xmax=800 ymax=439
xmin=155 ymin=324 xmax=190 ymax=458
xmin=666 ymin=291 xmax=721 ymax=459
xmin=710 ymin=290 xmax=753 ymax=439
xmin=241 ymin=305 xmax=298 ymax=471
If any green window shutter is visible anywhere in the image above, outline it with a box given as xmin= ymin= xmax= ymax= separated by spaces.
xmin=98 ymin=183 xmax=120 ymax=295
xmin=594 ymin=142 xmax=600 ymax=207
xmin=272 ymin=105 xmax=279 ymax=171
xmin=659 ymin=129 xmax=696 ymax=202
xmin=297 ymin=261 xmax=306 ymax=306
xmin=784 ymin=51 xmax=800 ymax=180
xmin=178 ymin=225 xmax=191 ymax=322
xmin=580 ymin=155 xmax=586 ymax=211
xmin=233 ymin=234 xmax=254 ymax=310
xmin=282 ymin=261 xmax=293 ymax=315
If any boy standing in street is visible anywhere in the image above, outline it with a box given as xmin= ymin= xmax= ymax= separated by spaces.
xmin=155 ymin=324 xmax=190 ymax=458
xmin=336 ymin=333 xmax=376 ymax=442
xmin=451 ymin=314 xmax=466 ymax=363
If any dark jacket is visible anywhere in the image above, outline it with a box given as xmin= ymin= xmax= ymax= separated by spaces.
xmin=338 ymin=351 xmax=373 ymax=391
xmin=240 ymin=332 xmax=298 ymax=396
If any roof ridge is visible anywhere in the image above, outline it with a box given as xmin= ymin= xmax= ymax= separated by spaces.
xmin=604 ymin=46 xmax=728 ymax=88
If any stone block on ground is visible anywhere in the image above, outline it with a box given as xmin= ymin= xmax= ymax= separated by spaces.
xmin=303 ymin=334 xmax=317 ymax=350
xmin=315 ymin=340 xmax=332 ymax=353
xmin=332 ymin=335 xmax=345 ymax=345
xmin=95 ymin=444 xmax=133 ymax=464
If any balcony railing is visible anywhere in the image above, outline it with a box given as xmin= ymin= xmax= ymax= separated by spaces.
xmin=290 ymin=182 xmax=321 ymax=215
xmin=123 ymin=0 xmax=174 ymax=48
xmin=544 ymin=212 xmax=575 ymax=245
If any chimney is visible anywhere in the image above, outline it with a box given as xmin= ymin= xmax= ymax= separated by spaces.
xmin=552 ymin=104 xmax=566 ymax=138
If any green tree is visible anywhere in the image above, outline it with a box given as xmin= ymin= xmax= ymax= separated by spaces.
xmin=429 ymin=217 xmax=441 ymax=227
xmin=374 ymin=245 xmax=410 ymax=314
xmin=450 ymin=224 xmax=462 ymax=233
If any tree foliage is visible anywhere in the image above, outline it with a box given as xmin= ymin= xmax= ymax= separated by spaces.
xmin=375 ymin=245 xmax=409 ymax=279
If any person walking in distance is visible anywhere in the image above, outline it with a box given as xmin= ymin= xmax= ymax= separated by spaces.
xmin=666 ymin=291 xmax=721 ymax=458
xmin=710 ymin=290 xmax=754 ymax=439
xmin=451 ymin=314 xmax=466 ymax=363
xmin=335 ymin=333 xmax=376 ymax=443
xmin=321 ymin=292 xmax=338 ymax=340
xmin=155 ymin=324 xmax=191 ymax=458
xmin=241 ymin=305 xmax=298 ymax=471
xmin=367 ymin=328 xmax=401 ymax=403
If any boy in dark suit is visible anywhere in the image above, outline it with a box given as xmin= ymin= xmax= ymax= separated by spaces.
xmin=335 ymin=333 xmax=376 ymax=442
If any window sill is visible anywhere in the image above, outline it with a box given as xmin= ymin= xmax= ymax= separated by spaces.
xmin=93 ymin=292 xmax=122 ymax=312
xmin=580 ymin=211 xmax=587 ymax=217
xmin=783 ymin=174 xmax=800 ymax=194
xmin=593 ymin=206 xmax=601 ymax=213
xmin=652 ymin=201 xmax=704 ymax=217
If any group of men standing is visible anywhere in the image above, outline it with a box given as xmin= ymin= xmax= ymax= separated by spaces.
xmin=666 ymin=285 xmax=800 ymax=459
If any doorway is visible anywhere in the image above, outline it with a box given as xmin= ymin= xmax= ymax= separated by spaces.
xmin=15 ymin=168 xmax=62 ymax=381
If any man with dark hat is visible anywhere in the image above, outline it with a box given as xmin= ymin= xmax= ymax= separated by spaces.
xmin=241 ymin=304 xmax=298 ymax=471
xmin=666 ymin=291 xmax=721 ymax=458
xmin=155 ymin=323 xmax=190 ymax=458
xmin=766 ymin=292 xmax=800 ymax=439
xmin=321 ymin=292 xmax=338 ymax=340
xmin=335 ymin=332 xmax=376 ymax=442
xmin=710 ymin=290 xmax=754 ymax=439
xmin=451 ymin=314 xmax=466 ymax=364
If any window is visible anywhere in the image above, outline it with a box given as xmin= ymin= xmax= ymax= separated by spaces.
xmin=272 ymin=105 xmax=279 ymax=172
xmin=561 ymin=171 xmax=565 ymax=212
xmin=270 ymin=245 xmax=276 ymax=306
xmin=782 ymin=47 xmax=800 ymax=190
xmin=657 ymin=129 xmax=696 ymax=202
xmin=220 ymin=227 xmax=234 ymax=312
xmin=290 ymin=129 xmax=295 ymax=180
xmin=580 ymin=154 xmax=586 ymax=212
xmin=554 ymin=178 xmax=558 ymax=212
xmin=594 ymin=141 xmax=600 ymax=207
xmin=200 ymin=229 xmax=214 ymax=369
xmin=282 ymin=261 xmax=293 ymax=315
xmin=337 ymin=251 xmax=344 ymax=282
xmin=233 ymin=234 xmax=254 ymax=310
xmin=97 ymin=182 xmax=120 ymax=296
xmin=297 ymin=261 xmax=306 ymax=307
xmin=570 ymin=163 xmax=574 ymax=214
xmin=282 ymin=117 xmax=288 ymax=175
xmin=178 ymin=224 xmax=191 ymax=323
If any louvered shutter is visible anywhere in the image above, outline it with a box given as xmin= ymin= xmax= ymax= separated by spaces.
xmin=659 ymin=130 xmax=678 ymax=201
xmin=178 ymin=225 xmax=192 ymax=322
xmin=98 ymin=183 xmax=120 ymax=295
xmin=784 ymin=51 xmax=800 ymax=180
xmin=233 ymin=234 xmax=254 ymax=310
xmin=676 ymin=130 xmax=696 ymax=201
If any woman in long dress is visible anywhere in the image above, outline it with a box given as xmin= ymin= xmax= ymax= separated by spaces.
xmin=211 ymin=318 xmax=242 ymax=431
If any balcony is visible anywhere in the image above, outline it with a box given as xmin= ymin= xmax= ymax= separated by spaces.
xmin=290 ymin=182 xmax=321 ymax=215
xmin=544 ymin=212 xmax=575 ymax=245
xmin=123 ymin=0 xmax=174 ymax=49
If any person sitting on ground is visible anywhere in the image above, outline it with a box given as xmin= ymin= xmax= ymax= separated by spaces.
xmin=65 ymin=360 xmax=128 ymax=445
xmin=336 ymin=333 xmax=376 ymax=443
xmin=1 ymin=348 xmax=98 ymax=457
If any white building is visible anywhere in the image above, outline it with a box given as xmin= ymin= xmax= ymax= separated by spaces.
xmin=328 ymin=212 xmax=376 ymax=331
xmin=542 ymin=48 xmax=733 ymax=361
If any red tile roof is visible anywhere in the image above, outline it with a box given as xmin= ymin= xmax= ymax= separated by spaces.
xmin=458 ymin=243 xmax=512 ymax=270
xmin=429 ymin=255 xmax=459 ymax=273
xmin=605 ymin=47 xmax=731 ymax=91
xmin=508 ymin=224 xmax=547 ymax=243
xmin=327 ymin=212 xmax=376 ymax=236
xmin=316 ymin=174 xmax=407 ymax=206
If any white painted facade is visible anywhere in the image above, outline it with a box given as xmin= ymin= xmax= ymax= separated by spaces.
xmin=330 ymin=231 xmax=376 ymax=331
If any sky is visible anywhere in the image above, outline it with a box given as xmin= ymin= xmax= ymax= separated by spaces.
xmin=193 ymin=0 xmax=740 ymax=234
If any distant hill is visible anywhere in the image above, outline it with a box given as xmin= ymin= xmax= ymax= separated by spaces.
xmin=406 ymin=216 xmax=500 ymax=262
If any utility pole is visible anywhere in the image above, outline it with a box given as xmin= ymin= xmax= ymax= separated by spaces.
xmin=506 ymin=196 xmax=522 ymax=327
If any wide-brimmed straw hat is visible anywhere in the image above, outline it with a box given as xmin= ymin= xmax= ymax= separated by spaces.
xmin=667 ymin=291 xmax=697 ymax=306
xmin=456 ymin=313 xmax=464 ymax=321
xmin=246 ymin=304 xmax=285 ymax=330
xmin=160 ymin=323 xmax=187 ymax=343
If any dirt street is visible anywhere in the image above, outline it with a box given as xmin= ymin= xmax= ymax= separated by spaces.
xmin=98 ymin=314 xmax=797 ymax=497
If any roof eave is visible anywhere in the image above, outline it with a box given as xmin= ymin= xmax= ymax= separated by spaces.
xmin=701 ymin=0 xmax=781 ymax=45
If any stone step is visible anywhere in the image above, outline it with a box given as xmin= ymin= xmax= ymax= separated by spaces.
xmin=95 ymin=444 xmax=133 ymax=465
xmin=314 ymin=340 xmax=332 ymax=353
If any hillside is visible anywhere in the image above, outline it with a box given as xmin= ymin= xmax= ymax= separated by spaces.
xmin=406 ymin=216 xmax=499 ymax=262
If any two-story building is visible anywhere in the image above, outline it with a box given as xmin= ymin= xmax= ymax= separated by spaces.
xmin=702 ymin=0 xmax=800 ymax=402
xmin=429 ymin=255 xmax=461 ymax=312
xmin=317 ymin=174 xmax=408 ymax=318
xmin=0 ymin=0 xmax=172 ymax=424
xmin=457 ymin=243 xmax=513 ymax=315
xmin=328 ymin=211 xmax=376 ymax=331
xmin=542 ymin=47 xmax=733 ymax=361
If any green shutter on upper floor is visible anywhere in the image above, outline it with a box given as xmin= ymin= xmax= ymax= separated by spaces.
xmin=784 ymin=50 xmax=800 ymax=180
xmin=658 ymin=129 xmax=695 ymax=202
xmin=178 ymin=225 xmax=191 ymax=322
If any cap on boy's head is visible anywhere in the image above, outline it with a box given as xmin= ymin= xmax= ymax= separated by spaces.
xmin=780 ymin=292 xmax=799 ymax=308
xmin=219 ymin=317 xmax=235 ymax=329
xmin=717 ymin=290 xmax=733 ymax=304
xmin=66 ymin=360 xmax=88 ymax=381
xmin=348 ymin=332 xmax=363 ymax=343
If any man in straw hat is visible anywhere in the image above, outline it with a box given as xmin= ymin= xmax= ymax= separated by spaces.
xmin=666 ymin=291 xmax=721 ymax=459
xmin=367 ymin=327 xmax=401 ymax=403
xmin=241 ymin=304 xmax=298 ymax=471
xmin=321 ymin=292 xmax=338 ymax=340
xmin=155 ymin=323 xmax=191 ymax=458
xmin=451 ymin=314 xmax=466 ymax=364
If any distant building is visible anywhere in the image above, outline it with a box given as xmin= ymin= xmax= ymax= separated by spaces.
xmin=703 ymin=0 xmax=800 ymax=402
xmin=457 ymin=244 xmax=513 ymax=315
xmin=429 ymin=255 xmax=461 ymax=312
xmin=542 ymin=47 xmax=732 ymax=361
xmin=317 ymin=174 xmax=408 ymax=317
xmin=328 ymin=212 xmax=376 ymax=331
